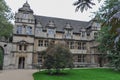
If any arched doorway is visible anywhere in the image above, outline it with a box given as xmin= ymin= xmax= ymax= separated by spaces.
xmin=0 ymin=47 xmax=4 ymax=70
xmin=18 ymin=57 xmax=25 ymax=69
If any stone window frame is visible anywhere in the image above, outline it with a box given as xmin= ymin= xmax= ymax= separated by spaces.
xmin=38 ymin=53 xmax=42 ymax=64
xmin=44 ymin=40 xmax=49 ymax=47
xmin=18 ymin=44 xmax=28 ymax=51
xmin=16 ymin=26 xmax=22 ymax=34
xmin=67 ymin=41 xmax=74 ymax=49
xmin=77 ymin=42 xmax=86 ymax=50
xmin=82 ymin=31 xmax=86 ymax=37
xmin=26 ymin=26 xmax=32 ymax=35
xmin=82 ymin=42 xmax=86 ymax=50
xmin=38 ymin=40 xmax=43 ymax=47
xmin=36 ymin=27 xmax=42 ymax=33
xmin=47 ymin=29 xmax=55 ymax=35
xmin=19 ymin=45 xmax=22 ymax=50
xmin=77 ymin=42 xmax=82 ymax=49
xmin=78 ymin=54 xmax=85 ymax=62
xmin=94 ymin=32 xmax=98 ymax=39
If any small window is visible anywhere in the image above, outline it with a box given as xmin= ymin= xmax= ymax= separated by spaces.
xmin=82 ymin=32 xmax=85 ymax=37
xmin=44 ymin=40 xmax=48 ymax=47
xmin=87 ymin=31 xmax=90 ymax=36
xmin=94 ymin=32 xmax=98 ymax=39
xmin=70 ymin=42 xmax=74 ymax=49
xmin=78 ymin=42 xmax=81 ymax=49
xmin=67 ymin=41 xmax=74 ymax=49
xmin=66 ymin=30 xmax=71 ymax=38
xmin=38 ymin=40 xmax=43 ymax=46
xmin=17 ymin=26 xmax=22 ymax=34
xmin=78 ymin=54 xmax=85 ymax=62
xmin=48 ymin=29 xmax=54 ymax=34
xmin=82 ymin=42 xmax=86 ymax=50
xmin=26 ymin=26 xmax=32 ymax=35
xmin=19 ymin=45 xmax=22 ymax=50
xmin=36 ymin=28 xmax=42 ymax=33
xmin=23 ymin=14 xmax=28 ymax=19
xmin=24 ymin=45 xmax=27 ymax=51
xmin=38 ymin=54 xmax=42 ymax=64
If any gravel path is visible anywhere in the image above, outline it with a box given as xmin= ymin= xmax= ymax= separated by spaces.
xmin=0 ymin=69 xmax=37 ymax=80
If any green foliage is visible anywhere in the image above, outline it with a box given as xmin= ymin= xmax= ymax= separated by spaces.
xmin=44 ymin=42 xmax=73 ymax=74
xmin=95 ymin=0 xmax=120 ymax=26
xmin=97 ymin=26 xmax=115 ymax=53
xmin=73 ymin=0 xmax=120 ymax=71
xmin=108 ymin=40 xmax=120 ymax=71
xmin=96 ymin=0 xmax=120 ymax=71
xmin=0 ymin=0 xmax=13 ymax=39
xmin=33 ymin=68 xmax=120 ymax=80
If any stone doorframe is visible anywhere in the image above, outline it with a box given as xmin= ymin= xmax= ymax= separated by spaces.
xmin=18 ymin=57 xmax=25 ymax=69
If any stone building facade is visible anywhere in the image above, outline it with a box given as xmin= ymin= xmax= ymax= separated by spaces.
xmin=1 ymin=2 xmax=105 ymax=69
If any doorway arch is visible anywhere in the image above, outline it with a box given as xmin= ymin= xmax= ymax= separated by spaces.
xmin=18 ymin=57 xmax=25 ymax=69
xmin=0 ymin=46 xmax=4 ymax=70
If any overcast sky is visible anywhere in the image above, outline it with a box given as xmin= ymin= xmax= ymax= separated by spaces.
xmin=5 ymin=0 xmax=104 ymax=21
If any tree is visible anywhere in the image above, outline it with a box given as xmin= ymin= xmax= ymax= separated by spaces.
xmin=73 ymin=0 xmax=101 ymax=12
xmin=0 ymin=0 xmax=13 ymax=40
xmin=0 ymin=0 xmax=13 ymax=69
xmin=95 ymin=0 xmax=120 ymax=70
xmin=73 ymin=0 xmax=120 ymax=70
xmin=73 ymin=0 xmax=120 ymax=26
xmin=43 ymin=42 xmax=73 ymax=74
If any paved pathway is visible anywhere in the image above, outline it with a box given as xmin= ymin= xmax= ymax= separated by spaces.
xmin=0 ymin=69 xmax=37 ymax=80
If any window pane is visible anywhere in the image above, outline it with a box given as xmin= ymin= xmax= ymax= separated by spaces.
xmin=48 ymin=29 xmax=54 ymax=34
xmin=78 ymin=42 xmax=81 ymax=49
xmin=38 ymin=40 xmax=43 ymax=46
xmin=17 ymin=26 xmax=22 ymax=34
xmin=82 ymin=32 xmax=85 ymax=37
xmin=24 ymin=45 xmax=27 ymax=51
xmin=44 ymin=40 xmax=48 ymax=47
xmin=26 ymin=26 xmax=32 ymax=35
xmin=78 ymin=54 xmax=85 ymax=62
xmin=66 ymin=30 xmax=71 ymax=38
xmin=19 ymin=45 xmax=22 ymax=50
xmin=38 ymin=54 xmax=42 ymax=64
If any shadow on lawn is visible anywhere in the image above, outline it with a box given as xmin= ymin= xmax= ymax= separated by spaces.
xmin=44 ymin=72 xmax=71 ymax=76
xmin=36 ymin=70 xmax=72 ymax=76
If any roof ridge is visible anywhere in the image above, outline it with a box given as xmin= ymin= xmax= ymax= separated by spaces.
xmin=34 ymin=15 xmax=89 ymax=23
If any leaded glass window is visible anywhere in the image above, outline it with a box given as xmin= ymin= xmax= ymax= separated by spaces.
xmin=17 ymin=26 xmax=22 ymax=34
xmin=26 ymin=26 xmax=32 ymax=35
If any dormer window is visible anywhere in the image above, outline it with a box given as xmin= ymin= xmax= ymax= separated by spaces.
xmin=26 ymin=26 xmax=32 ymax=35
xmin=64 ymin=23 xmax=73 ymax=39
xmin=17 ymin=26 xmax=22 ymax=34
xmin=46 ymin=21 xmax=56 ymax=38
xmin=23 ymin=14 xmax=28 ymax=19
xmin=48 ymin=29 xmax=54 ymax=35
xmin=36 ymin=28 xmax=42 ymax=33
xmin=82 ymin=32 xmax=85 ymax=37
xmin=94 ymin=32 xmax=98 ymax=39
xmin=66 ymin=30 xmax=71 ymax=38
xmin=86 ymin=30 xmax=91 ymax=36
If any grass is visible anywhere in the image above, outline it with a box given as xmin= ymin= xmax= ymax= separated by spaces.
xmin=33 ymin=68 xmax=120 ymax=80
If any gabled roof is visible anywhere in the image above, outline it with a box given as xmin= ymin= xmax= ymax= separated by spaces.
xmin=34 ymin=15 xmax=90 ymax=33
xmin=64 ymin=23 xmax=73 ymax=30
xmin=18 ymin=1 xmax=33 ymax=14
xmin=46 ymin=21 xmax=56 ymax=28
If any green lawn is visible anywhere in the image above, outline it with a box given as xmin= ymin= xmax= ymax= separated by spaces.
xmin=33 ymin=68 xmax=120 ymax=80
